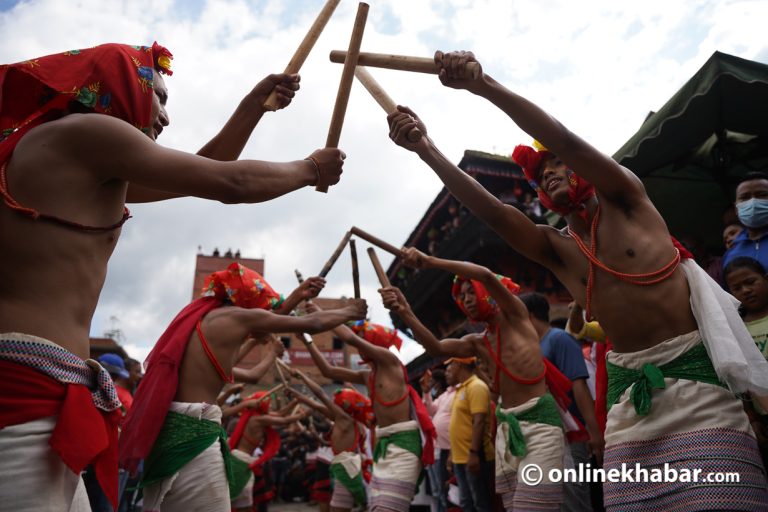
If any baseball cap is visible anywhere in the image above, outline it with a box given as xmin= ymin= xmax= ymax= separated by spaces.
xmin=98 ymin=353 xmax=130 ymax=379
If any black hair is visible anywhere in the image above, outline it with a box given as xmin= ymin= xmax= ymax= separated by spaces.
xmin=724 ymin=256 xmax=767 ymax=278
xmin=431 ymin=368 xmax=447 ymax=392
xmin=549 ymin=317 xmax=568 ymax=329
xmin=739 ymin=172 xmax=768 ymax=185
xmin=519 ymin=292 xmax=550 ymax=322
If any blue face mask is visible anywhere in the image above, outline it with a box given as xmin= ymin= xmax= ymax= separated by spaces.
xmin=737 ymin=198 xmax=768 ymax=228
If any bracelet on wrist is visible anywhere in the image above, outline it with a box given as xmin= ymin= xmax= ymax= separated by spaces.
xmin=305 ymin=156 xmax=321 ymax=186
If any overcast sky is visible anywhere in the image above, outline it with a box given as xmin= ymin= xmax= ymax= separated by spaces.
xmin=2 ymin=0 xmax=766 ymax=363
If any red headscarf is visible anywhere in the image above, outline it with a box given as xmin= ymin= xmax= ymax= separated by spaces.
xmin=119 ymin=262 xmax=282 ymax=472
xmin=451 ymin=274 xmax=521 ymax=322
xmin=350 ymin=321 xmax=402 ymax=351
xmin=227 ymin=391 xmax=281 ymax=468
xmin=0 ymin=42 xmax=172 ymax=167
xmin=511 ymin=142 xmax=595 ymax=218
xmin=334 ymin=387 xmax=374 ymax=427
xmin=202 ymin=262 xmax=284 ymax=310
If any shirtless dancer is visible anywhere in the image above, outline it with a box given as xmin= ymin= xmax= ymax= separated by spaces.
xmin=382 ymin=247 xmax=572 ymax=510
xmin=119 ymin=262 xmax=366 ymax=512
xmin=228 ymin=390 xmax=308 ymax=512
xmin=301 ymin=303 xmax=436 ymax=512
xmin=0 ymin=43 xmax=346 ymax=511
xmin=386 ymin=50 xmax=768 ymax=510
xmin=288 ymin=369 xmax=374 ymax=512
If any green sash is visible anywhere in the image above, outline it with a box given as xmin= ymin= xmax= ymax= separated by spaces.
xmin=496 ymin=393 xmax=562 ymax=457
xmin=606 ymin=342 xmax=724 ymax=416
xmin=141 ymin=410 xmax=243 ymax=497
xmin=373 ymin=428 xmax=422 ymax=463
xmin=330 ymin=461 xmax=367 ymax=505
xmin=228 ymin=454 xmax=253 ymax=500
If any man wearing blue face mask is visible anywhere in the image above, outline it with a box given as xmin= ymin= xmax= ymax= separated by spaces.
xmin=723 ymin=172 xmax=768 ymax=272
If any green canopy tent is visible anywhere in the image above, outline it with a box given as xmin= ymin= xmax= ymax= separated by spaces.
xmin=613 ymin=51 xmax=768 ymax=251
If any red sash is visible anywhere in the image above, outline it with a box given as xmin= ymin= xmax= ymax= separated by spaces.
xmin=0 ymin=360 xmax=121 ymax=508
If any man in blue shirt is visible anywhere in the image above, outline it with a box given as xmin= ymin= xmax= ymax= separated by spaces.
xmin=520 ymin=292 xmax=603 ymax=512
xmin=723 ymin=172 xmax=768 ymax=272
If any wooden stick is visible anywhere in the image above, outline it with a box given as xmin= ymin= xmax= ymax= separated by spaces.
xmin=317 ymin=2 xmax=370 ymax=193
xmin=292 ymin=404 xmax=306 ymax=431
xmin=251 ymin=383 xmax=286 ymax=404
xmin=350 ymin=239 xmax=361 ymax=298
xmin=294 ymin=269 xmax=305 ymax=284
xmin=354 ymin=66 xmax=422 ymax=142
xmin=330 ymin=50 xmax=481 ymax=78
xmin=319 ymin=230 xmax=352 ymax=277
xmin=367 ymin=247 xmax=391 ymax=287
xmin=263 ymin=0 xmax=342 ymax=111
xmin=351 ymin=226 xmax=403 ymax=257
xmin=274 ymin=359 xmax=290 ymax=388
xmin=275 ymin=357 xmax=293 ymax=373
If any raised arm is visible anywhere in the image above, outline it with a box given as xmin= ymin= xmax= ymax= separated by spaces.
xmin=291 ymin=369 xmax=345 ymax=421
xmin=286 ymin=387 xmax=332 ymax=419
xmin=402 ymin=247 xmax=528 ymax=320
xmin=273 ymin=276 xmax=326 ymax=315
xmin=61 ymin=114 xmax=344 ymax=204
xmin=220 ymin=299 xmax=367 ymax=342
xmin=232 ymin=338 xmax=280 ymax=383
xmin=299 ymin=334 xmax=367 ymax=385
xmin=386 ymin=106 xmax=556 ymax=266
xmin=197 ymin=73 xmax=300 ymax=160
xmin=433 ymin=50 xmax=645 ymax=205
xmin=125 ymin=73 xmax=301 ymax=202
xmin=217 ymin=382 xmax=245 ymax=406
xmin=259 ymin=409 xmax=309 ymax=427
xmin=275 ymin=397 xmax=301 ymax=416
xmin=331 ymin=321 xmax=402 ymax=367
xmin=380 ymin=284 xmax=475 ymax=358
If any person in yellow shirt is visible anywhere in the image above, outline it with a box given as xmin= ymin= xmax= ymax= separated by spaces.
xmin=446 ymin=356 xmax=494 ymax=512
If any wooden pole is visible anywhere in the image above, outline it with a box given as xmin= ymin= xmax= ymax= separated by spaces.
xmin=274 ymin=359 xmax=290 ymax=388
xmin=351 ymin=226 xmax=403 ymax=257
xmin=354 ymin=66 xmax=422 ymax=142
xmin=350 ymin=239 xmax=361 ymax=298
xmin=317 ymin=2 xmax=369 ymax=192
xmin=263 ymin=0 xmax=342 ymax=111
xmin=367 ymin=247 xmax=391 ymax=287
xmin=251 ymin=383 xmax=286 ymax=404
xmin=330 ymin=50 xmax=481 ymax=78
xmin=318 ymin=231 xmax=352 ymax=277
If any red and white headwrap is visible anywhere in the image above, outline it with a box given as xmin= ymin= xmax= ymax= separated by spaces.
xmin=350 ymin=321 xmax=402 ymax=351
xmin=334 ymin=387 xmax=374 ymax=427
xmin=451 ymin=274 xmax=521 ymax=323
xmin=202 ymin=262 xmax=284 ymax=310
xmin=0 ymin=42 xmax=172 ymax=165
xmin=512 ymin=140 xmax=595 ymax=218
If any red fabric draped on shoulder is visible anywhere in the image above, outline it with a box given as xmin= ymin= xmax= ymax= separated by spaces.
xmin=228 ymin=391 xmax=281 ymax=469
xmin=120 ymin=262 xmax=283 ymax=472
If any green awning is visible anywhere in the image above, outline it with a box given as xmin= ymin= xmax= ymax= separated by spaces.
xmin=613 ymin=51 xmax=768 ymax=248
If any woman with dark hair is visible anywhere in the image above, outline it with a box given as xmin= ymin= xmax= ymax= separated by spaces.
xmin=724 ymin=256 xmax=768 ymax=467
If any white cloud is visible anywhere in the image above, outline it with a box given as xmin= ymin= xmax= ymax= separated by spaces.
xmin=3 ymin=0 xmax=766 ymax=362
